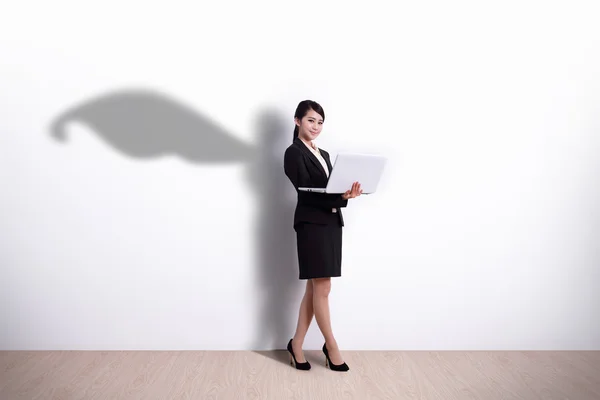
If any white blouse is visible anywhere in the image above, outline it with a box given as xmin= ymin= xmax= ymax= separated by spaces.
xmin=301 ymin=140 xmax=337 ymax=213
xmin=302 ymin=140 xmax=329 ymax=177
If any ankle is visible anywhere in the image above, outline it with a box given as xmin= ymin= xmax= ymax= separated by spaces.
xmin=325 ymin=339 xmax=339 ymax=350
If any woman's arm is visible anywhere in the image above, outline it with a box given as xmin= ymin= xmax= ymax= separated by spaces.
xmin=284 ymin=146 xmax=349 ymax=209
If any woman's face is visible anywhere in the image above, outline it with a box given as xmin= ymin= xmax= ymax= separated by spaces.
xmin=296 ymin=109 xmax=324 ymax=141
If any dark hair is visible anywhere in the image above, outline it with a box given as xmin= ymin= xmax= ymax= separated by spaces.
xmin=293 ymin=100 xmax=325 ymax=142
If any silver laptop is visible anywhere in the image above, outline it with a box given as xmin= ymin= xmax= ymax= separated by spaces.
xmin=298 ymin=152 xmax=387 ymax=194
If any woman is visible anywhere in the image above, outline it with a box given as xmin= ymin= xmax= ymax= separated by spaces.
xmin=283 ymin=100 xmax=362 ymax=372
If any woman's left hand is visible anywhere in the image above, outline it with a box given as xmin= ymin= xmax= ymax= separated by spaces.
xmin=342 ymin=182 xmax=363 ymax=200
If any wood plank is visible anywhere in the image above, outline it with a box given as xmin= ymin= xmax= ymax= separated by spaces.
xmin=1 ymin=351 xmax=598 ymax=400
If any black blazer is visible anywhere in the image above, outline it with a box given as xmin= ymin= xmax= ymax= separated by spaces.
xmin=284 ymin=137 xmax=348 ymax=229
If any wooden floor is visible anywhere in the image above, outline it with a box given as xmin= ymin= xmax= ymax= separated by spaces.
xmin=1 ymin=350 xmax=599 ymax=399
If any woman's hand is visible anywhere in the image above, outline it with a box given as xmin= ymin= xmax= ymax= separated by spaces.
xmin=342 ymin=182 xmax=363 ymax=200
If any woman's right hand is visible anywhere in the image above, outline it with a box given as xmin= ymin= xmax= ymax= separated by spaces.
xmin=342 ymin=182 xmax=363 ymax=200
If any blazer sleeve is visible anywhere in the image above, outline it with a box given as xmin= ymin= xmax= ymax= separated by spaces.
xmin=284 ymin=146 xmax=349 ymax=209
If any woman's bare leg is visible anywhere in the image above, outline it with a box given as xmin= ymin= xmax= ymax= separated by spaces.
xmin=312 ymin=277 xmax=344 ymax=365
xmin=291 ymin=279 xmax=314 ymax=363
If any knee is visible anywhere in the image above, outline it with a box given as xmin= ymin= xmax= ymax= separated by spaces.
xmin=312 ymin=278 xmax=331 ymax=297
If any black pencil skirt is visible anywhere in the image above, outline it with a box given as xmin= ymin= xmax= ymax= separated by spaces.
xmin=295 ymin=222 xmax=343 ymax=280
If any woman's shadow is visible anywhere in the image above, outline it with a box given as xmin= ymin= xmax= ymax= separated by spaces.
xmin=247 ymin=110 xmax=301 ymax=363
xmin=49 ymin=88 xmax=300 ymax=362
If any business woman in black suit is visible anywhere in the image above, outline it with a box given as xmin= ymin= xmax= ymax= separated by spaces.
xmin=283 ymin=100 xmax=362 ymax=372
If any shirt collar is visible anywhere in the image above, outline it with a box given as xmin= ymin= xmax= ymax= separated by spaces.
xmin=300 ymin=138 xmax=318 ymax=152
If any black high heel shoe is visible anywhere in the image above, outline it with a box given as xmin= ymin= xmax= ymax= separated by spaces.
xmin=287 ymin=339 xmax=311 ymax=370
xmin=322 ymin=342 xmax=349 ymax=372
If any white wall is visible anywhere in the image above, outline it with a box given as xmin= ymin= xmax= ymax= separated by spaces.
xmin=1 ymin=0 xmax=599 ymax=351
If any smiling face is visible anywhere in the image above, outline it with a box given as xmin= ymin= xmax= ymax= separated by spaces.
xmin=295 ymin=108 xmax=324 ymax=142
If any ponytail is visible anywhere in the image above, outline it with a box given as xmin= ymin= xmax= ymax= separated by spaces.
xmin=293 ymin=125 xmax=299 ymax=142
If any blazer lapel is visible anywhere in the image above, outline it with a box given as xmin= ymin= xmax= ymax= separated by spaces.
xmin=322 ymin=152 xmax=333 ymax=175
xmin=294 ymin=138 xmax=328 ymax=179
